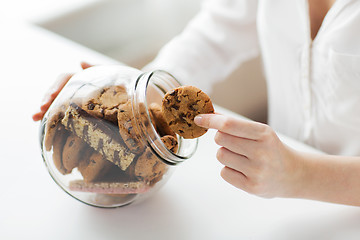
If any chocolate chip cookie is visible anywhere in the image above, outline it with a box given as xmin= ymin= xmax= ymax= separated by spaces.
xmin=52 ymin=126 xmax=70 ymax=175
xmin=162 ymin=86 xmax=214 ymax=139
xmin=134 ymin=147 xmax=168 ymax=184
xmin=161 ymin=135 xmax=179 ymax=153
xmin=62 ymin=134 xmax=87 ymax=173
xmin=83 ymin=85 xmax=128 ymax=123
xmin=134 ymin=135 xmax=177 ymax=183
xmin=44 ymin=103 xmax=69 ymax=151
xmin=78 ymin=151 xmax=113 ymax=183
xmin=149 ymin=103 xmax=175 ymax=137
xmin=117 ymin=101 xmax=155 ymax=154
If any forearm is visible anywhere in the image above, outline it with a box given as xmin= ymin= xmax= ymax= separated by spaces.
xmin=292 ymin=149 xmax=360 ymax=206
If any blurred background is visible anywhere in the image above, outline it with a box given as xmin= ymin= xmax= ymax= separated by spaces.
xmin=2 ymin=0 xmax=267 ymax=122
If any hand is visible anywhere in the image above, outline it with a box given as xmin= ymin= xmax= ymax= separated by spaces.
xmin=32 ymin=62 xmax=93 ymax=121
xmin=194 ymin=113 xmax=303 ymax=198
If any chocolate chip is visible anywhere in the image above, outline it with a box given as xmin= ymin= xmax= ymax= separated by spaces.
xmin=179 ymin=113 xmax=187 ymax=122
xmin=189 ymin=103 xmax=199 ymax=111
xmin=146 ymin=151 xmax=153 ymax=159
xmin=171 ymin=104 xmax=180 ymax=110
xmin=68 ymin=139 xmax=74 ymax=147
xmin=87 ymin=103 xmax=95 ymax=110
xmin=169 ymin=89 xmax=177 ymax=96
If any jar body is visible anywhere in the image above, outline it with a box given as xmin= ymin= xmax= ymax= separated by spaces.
xmin=40 ymin=65 xmax=197 ymax=208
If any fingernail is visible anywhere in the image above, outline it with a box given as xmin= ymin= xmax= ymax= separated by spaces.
xmin=194 ymin=115 xmax=203 ymax=125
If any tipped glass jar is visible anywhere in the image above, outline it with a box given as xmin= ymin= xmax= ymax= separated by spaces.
xmin=40 ymin=65 xmax=198 ymax=208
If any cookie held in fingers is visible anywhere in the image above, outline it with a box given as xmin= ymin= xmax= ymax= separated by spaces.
xmin=162 ymin=86 xmax=214 ymax=139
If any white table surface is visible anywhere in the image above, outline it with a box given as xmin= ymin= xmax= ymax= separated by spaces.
xmin=1 ymin=20 xmax=360 ymax=240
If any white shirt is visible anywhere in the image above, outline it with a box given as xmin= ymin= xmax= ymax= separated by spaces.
xmin=144 ymin=0 xmax=360 ymax=156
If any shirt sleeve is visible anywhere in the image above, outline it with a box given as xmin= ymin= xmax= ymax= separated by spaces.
xmin=143 ymin=0 xmax=260 ymax=93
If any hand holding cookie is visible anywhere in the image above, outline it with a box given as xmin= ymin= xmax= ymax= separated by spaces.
xmin=193 ymin=113 xmax=300 ymax=199
xmin=162 ymin=86 xmax=214 ymax=139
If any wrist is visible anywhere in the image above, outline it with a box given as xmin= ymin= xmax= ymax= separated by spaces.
xmin=281 ymin=146 xmax=310 ymax=199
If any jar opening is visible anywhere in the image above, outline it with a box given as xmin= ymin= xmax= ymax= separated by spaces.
xmin=132 ymin=70 xmax=198 ymax=165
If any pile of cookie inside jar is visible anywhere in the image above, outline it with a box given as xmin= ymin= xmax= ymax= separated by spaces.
xmin=40 ymin=66 xmax=214 ymax=208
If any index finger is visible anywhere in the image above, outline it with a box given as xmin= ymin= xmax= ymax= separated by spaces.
xmin=194 ymin=113 xmax=267 ymax=140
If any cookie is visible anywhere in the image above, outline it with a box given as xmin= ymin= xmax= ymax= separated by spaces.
xmin=149 ymin=103 xmax=175 ymax=137
xmin=162 ymin=86 xmax=214 ymax=139
xmin=83 ymin=85 xmax=128 ymax=123
xmin=62 ymin=134 xmax=87 ymax=173
xmin=52 ymin=126 xmax=70 ymax=175
xmin=44 ymin=104 xmax=68 ymax=151
xmin=117 ymin=101 xmax=154 ymax=154
xmin=134 ymin=147 xmax=168 ymax=184
xmin=134 ymin=136 xmax=176 ymax=183
xmin=78 ymin=151 xmax=113 ymax=183
xmin=99 ymin=85 xmax=128 ymax=108
xmin=161 ymin=135 xmax=179 ymax=153
xmin=69 ymin=180 xmax=151 ymax=194
xmin=61 ymin=103 xmax=136 ymax=171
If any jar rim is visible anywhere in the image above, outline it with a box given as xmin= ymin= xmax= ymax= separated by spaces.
xmin=132 ymin=70 xmax=198 ymax=165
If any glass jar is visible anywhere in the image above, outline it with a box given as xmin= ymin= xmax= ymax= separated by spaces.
xmin=40 ymin=65 xmax=198 ymax=208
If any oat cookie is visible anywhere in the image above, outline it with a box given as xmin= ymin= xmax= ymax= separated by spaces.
xmin=162 ymin=86 xmax=214 ymax=139
xmin=149 ymin=103 xmax=175 ymax=137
